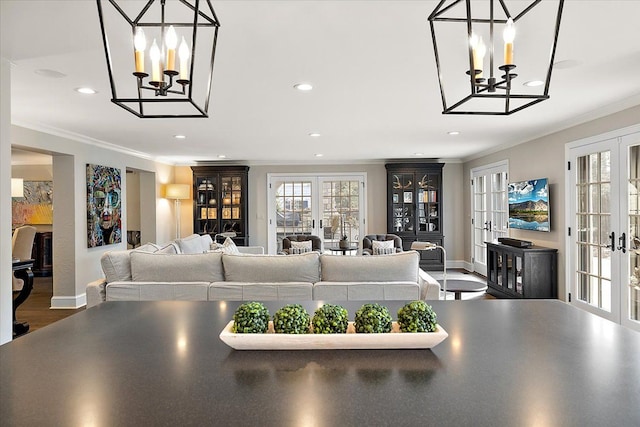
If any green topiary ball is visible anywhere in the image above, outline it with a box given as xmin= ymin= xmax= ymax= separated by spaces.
xmin=312 ymin=304 xmax=349 ymax=334
xmin=273 ymin=304 xmax=310 ymax=334
xmin=354 ymin=303 xmax=392 ymax=333
xmin=232 ymin=301 xmax=270 ymax=333
xmin=397 ymin=300 xmax=438 ymax=333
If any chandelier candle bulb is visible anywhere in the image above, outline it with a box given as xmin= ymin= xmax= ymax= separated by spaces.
xmin=149 ymin=39 xmax=161 ymax=83
xmin=470 ymin=34 xmax=486 ymax=78
xmin=179 ymin=37 xmax=190 ymax=81
xmin=165 ymin=26 xmax=178 ymax=71
xmin=503 ymin=18 xmax=516 ymax=65
xmin=133 ymin=28 xmax=146 ymax=74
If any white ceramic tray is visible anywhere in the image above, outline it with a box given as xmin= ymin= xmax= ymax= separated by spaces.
xmin=219 ymin=321 xmax=448 ymax=350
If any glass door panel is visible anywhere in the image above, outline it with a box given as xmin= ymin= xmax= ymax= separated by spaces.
xmin=623 ymin=141 xmax=640 ymax=330
xmin=273 ymin=180 xmax=313 ymax=253
xmin=320 ymin=179 xmax=362 ymax=249
xmin=575 ymin=151 xmax=612 ymax=312
xmin=471 ymin=162 xmax=508 ymax=276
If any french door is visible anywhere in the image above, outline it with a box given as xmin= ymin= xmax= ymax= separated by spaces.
xmin=567 ymin=126 xmax=640 ymax=331
xmin=267 ymin=174 xmax=366 ymax=254
xmin=470 ymin=161 xmax=509 ymax=276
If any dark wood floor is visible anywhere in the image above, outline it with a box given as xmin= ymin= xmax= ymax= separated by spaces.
xmin=14 ymin=276 xmax=85 ymax=337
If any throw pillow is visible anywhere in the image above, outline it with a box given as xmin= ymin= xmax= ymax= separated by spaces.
xmin=155 ymin=242 xmax=180 ymax=254
xmin=221 ymin=237 xmax=240 ymax=255
xmin=372 ymin=240 xmax=395 ymax=255
xmin=135 ymin=242 xmax=161 ymax=253
xmin=290 ymin=240 xmax=312 ymax=254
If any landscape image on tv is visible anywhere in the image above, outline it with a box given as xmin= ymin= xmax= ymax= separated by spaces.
xmin=508 ymin=178 xmax=550 ymax=232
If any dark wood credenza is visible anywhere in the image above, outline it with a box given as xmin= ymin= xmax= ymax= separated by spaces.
xmin=31 ymin=231 xmax=52 ymax=277
xmin=486 ymin=242 xmax=557 ymax=298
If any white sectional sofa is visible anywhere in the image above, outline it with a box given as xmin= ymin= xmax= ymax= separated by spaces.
xmin=86 ymin=236 xmax=441 ymax=308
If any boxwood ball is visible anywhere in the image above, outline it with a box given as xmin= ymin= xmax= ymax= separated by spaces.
xmin=312 ymin=304 xmax=349 ymax=334
xmin=354 ymin=303 xmax=392 ymax=333
xmin=273 ymin=304 xmax=310 ymax=334
xmin=232 ymin=301 xmax=270 ymax=333
xmin=397 ymin=300 xmax=438 ymax=332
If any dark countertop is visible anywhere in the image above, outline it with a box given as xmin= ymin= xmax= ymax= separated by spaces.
xmin=2 ymin=300 xmax=639 ymax=426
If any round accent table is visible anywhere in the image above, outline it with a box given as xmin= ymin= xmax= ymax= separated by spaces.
xmin=328 ymin=246 xmax=358 ymax=255
xmin=440 ymin=279 xmax=488 ymax=300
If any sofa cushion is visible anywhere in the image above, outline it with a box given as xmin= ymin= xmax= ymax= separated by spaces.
xmin=320 ymin=251 xmax=419 ymax=282
xmin=101 ymin=250 xmax=134 ymax=283
xmin=130 ymin=251 xmax=224 ymax=282
xmin=106 ymin=281 xmax=210 ymax=301
xmin=313 ymin=281 xmax=420 ymax=301
xmin=222 ymin=252 xmax=320 ymax=283
xmin=209 ymin=282 xmax=313 ymax=301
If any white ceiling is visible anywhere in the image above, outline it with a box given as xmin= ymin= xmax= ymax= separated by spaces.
xmin=2 ymin=0 xmax=640 ymax=165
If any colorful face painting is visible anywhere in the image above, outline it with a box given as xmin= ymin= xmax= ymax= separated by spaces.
xmin=87 ymin=164 xmax=122 ymax=247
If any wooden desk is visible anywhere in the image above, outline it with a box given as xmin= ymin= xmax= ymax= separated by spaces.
xmin=1 ymin=300 xmax=639 ymax=426
xmin=12 ymin=259 xmax=34 ymax=337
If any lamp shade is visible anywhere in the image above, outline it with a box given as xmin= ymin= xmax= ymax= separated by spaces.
xmin=165 ymin=184 xmax=190 ymax=200
xmin=11 ymin=178 xmax=24 ymax=198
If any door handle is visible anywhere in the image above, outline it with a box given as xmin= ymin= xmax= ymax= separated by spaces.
xmin=319 ymin=219 xmax=323 ymax=228
xmin=607 ymin=232 xmax=615 ymax=251
xmin=312 ymin=219 xmax=315 ymax=229
xmin=484 ymin=221 xmax=490 ymax=231
xmin=618 ymin=232 xmax=627 ymax=253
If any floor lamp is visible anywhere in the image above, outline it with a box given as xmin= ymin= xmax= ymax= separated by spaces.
xmin=410 ymin=241 xmax=448 ymax=300
xmin=165 ymin=184 xmax=190 ymax=239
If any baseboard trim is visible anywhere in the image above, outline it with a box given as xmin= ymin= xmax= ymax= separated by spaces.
xmin=446 ymin=260 xmax=473 ymax=271
xmin=50 ymin=293 xmax=87 ymax=309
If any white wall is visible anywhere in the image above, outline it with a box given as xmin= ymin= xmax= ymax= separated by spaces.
xmin=463 ymin=104 xmax=640 ymax=300
xmin=10 ymin=125 xmax=175 ymax=308
xmin=1 ymin=58 xmax=12 ymax=344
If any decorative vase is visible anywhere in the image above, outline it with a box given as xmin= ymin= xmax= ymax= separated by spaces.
xmin=339 ymin=238 xmax=349 ymax=249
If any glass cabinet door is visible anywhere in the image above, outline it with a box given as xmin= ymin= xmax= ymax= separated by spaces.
xmin=220 ymin=176 xmax=243 ymax=235
xmin=391 ymin=173 xmax=414 ymax=233
xmin=195 ymin=176 xmax=218 ymax=235
xmin=417 ymin=171 xmax=440 ymax=233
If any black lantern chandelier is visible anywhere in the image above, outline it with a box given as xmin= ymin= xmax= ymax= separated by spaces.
xmin=428 ymin=0 xmax=564 ymax=115
xmin=96 ymin=0 xmax=220 ymax=118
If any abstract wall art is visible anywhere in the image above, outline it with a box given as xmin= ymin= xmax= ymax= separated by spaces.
xmin=12 ymin=181 xmax=54 ymax=225
xmin=87 ymin=163 xmax=122 ymax=247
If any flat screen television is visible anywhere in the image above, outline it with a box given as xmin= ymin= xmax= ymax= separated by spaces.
xmin=508 ymin=178 xmax=550 ymax=232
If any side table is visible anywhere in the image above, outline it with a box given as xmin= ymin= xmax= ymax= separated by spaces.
xmin=328 ymin=246 xmax=358 ymax=255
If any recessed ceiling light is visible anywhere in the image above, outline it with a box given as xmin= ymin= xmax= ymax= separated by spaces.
xmin=523 ymin=80 xmax=544 ymax=87
xmin=294 ymin=83 xmax=313 ymax=91
xmin=174 ymin=134 xmax=186 ymax=139
xmin=308 ymin=133 xmax=321 ymax=137
xmin=413 ymin=152 xmax=425 ymax=156
xmin=314 ymin=153 xmax=324 ymax=157
xmin=35 ymin=69 xmax=67 ymax=79
xmin=75 ymin=87 xmax=97 ymax=94
xmin=448 ymin=131 xmax=460 ymax=136
xmin=217 ymin=155 xmax=227 ymax=159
